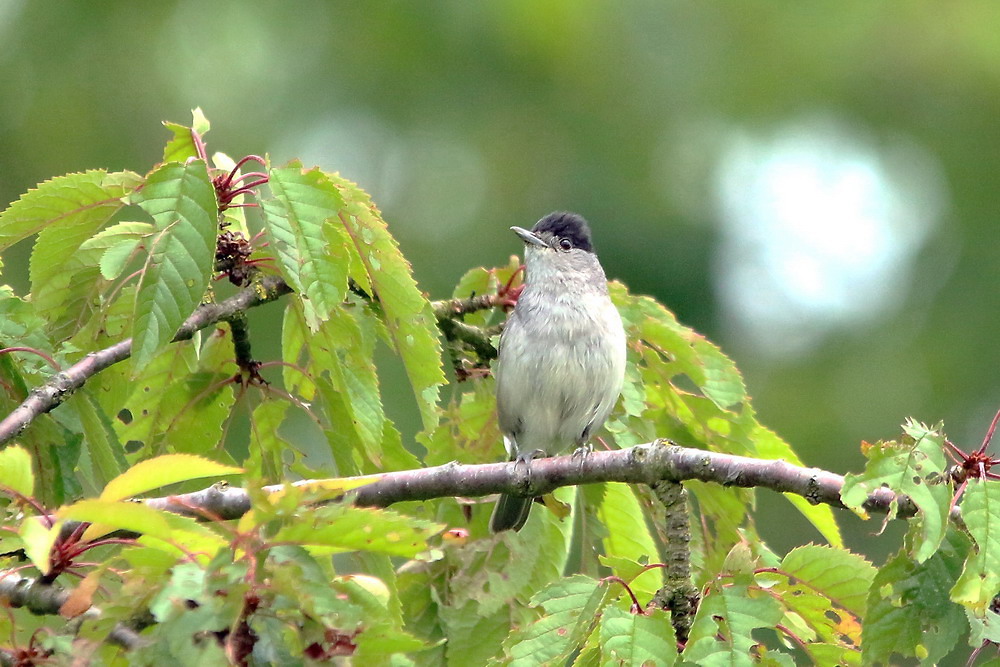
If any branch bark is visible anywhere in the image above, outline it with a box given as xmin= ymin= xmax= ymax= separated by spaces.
xmin=0 ymin=276 xmax=292 ymax=445
xmin=139 ymin=440 xmax=910 ymax=522
xmin=0 ymin=570 xmax=144 ymax=650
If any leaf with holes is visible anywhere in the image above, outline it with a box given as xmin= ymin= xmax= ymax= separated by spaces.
xmin=132 ymin=160 xmax=217 ymax=372
xmin=841 ymin=420 xmax=951 ymax=562
xmin=865 ymin=530 xmax=967 ymax=665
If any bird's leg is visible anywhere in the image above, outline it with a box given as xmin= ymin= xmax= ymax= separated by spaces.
xmin=572 ymin=442 xmax=593 ymax=460
xmin=511 ymin=447 xmax=545 ymax=491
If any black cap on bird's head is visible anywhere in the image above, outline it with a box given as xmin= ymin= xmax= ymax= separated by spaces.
xmin=510 ymin=211 xmax=594 ymax=254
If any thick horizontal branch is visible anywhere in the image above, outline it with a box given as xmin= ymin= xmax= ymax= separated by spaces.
xmin=0 ymin=275 xmax=292 ymax=446
xmin=143 ymin=441 xmax=914 ymax=521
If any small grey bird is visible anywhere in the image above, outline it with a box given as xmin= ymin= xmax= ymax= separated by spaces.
xmin=490 ymin=212 xmax=627 ymax=532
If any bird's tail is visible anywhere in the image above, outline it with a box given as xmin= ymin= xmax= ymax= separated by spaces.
xmin=490 ymin=493 xmax=532 ymax=532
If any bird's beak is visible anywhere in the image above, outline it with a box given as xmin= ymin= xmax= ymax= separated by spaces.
xmin=511 ymin=226 xmax=547 ymax=247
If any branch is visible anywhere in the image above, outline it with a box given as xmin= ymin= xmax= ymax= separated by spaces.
xmin=0 ymin=570 xmax=144 ymax=650
xmin=139 ymin=441 xmax=911 ymax=521
xmin=0 ymin=275 xmax=292 ymax=446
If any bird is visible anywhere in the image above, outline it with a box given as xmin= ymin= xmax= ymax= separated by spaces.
xmin=490 ymin=211 xmax=627 ymax=532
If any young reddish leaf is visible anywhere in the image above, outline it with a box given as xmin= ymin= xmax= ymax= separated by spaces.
xmin=0 ymin=444 xmax=34 ymax=497
xmin=99 ymin=454 xmax=241 ymax=502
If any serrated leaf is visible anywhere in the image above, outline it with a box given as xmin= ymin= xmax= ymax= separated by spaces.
xmin=864 ymin=530 xmax=967 ymax=665
xmin=100 ymin=454 xmax=241 ymax=501
xmin=612 ymin=282 xmax=746 ymax=410
xmin=261 ymin=165 xmax=350 ymax=330
xmin=161 ymin=108 xmax=210 ymax=162
xmin=766 ymin=545 xmax=874 ymax=651
xmin=951 ymin=480 xmax=1000 ymax=610
xmin=506 ymin=575 xmax=607 ymax=666
xmin=779 ymin=545 xmax=875 ymax=618
xmin=0 ymin=444 xmax=34 ymax=497
xmin=330 ymin=174 xmax=445 ymax=431
xmin=600 ymin=605 xmax=677 ymax=666
xmin=0 ymin=170 xmax=139 ymax=251
xmin=0 ymin=170 xmax=141 ymax=338
xmin=683 ymin=570 xmax=783 ymax=664
xmin=286 ymin=299 xmax=386 ymax=470
xmin=841 ymin=421 xmax=951 ymax=562
xmin=132 ymin=160 xmax=217 ymax=372
xmin=273 ymin=505 xmax=443 ymax=558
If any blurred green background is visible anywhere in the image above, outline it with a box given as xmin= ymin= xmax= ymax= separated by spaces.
xmin=2 ymin=3 xmax=998 ymax=565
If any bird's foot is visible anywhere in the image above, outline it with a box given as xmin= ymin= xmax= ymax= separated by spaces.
xmin=571 ymin=443 xmax=593 ymax=461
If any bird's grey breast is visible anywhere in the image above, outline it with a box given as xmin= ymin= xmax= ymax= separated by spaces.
xmin=495 ymin=278 xmax=626 ymax=456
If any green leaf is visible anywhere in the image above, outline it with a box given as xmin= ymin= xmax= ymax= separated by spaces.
xmin=684 ymin=548 xmax=784 ymax=664
xmin=779 ymin=544 xmax=875 ymax=618
xmin=952 ymin=480 xmax=1000 ymax=611
xmin=330 ymin=173 xmax=446 ymax=431
xmin=864 ymin=530 xmax=967 ymax=665
xmin=505 ymin=575 xmax=608 ymax=666
xmin=272 ymin=505 xmax=443 ymax=558
xmin=261 ymin=165 xmax=350 ymax=330
xmin=841 ymin=420 xmax=951 ymax=562
xmin=764 ymin=545 xmax=875 ymax=652
xmin=285 ymin=299 xmax=386 ymax=471
xmin=439 ymin=600 xmax=508 ymax=665
xmin=73 ymin=389 xmax=127 ymax=487
xmin=0 ymin=444 xmax=34 ymax=497
xmin=19 ymin=517 xmax=59 ymax=574
xmin=77 ymin=220 xmax=155 ymax=280
xmin=100 ymin=454 xmax=241 ymax=501
xmin=0 ymin=170 xmax=141 ymax=338
xmin=598 ymin=483 xmax=660 ymax=595
xmin=132 ymin=160 xmax=218 ymax=372
xmin=752 ymin=423 xmax=843 ymax=548
xmin=161 ymin=108 xmax=210 ymax=162
xmin=0 ymin=170 xmax=139 ymax=252
xmin=59 ymin=499 xmax=175 ymax=542
xmin=600 ymin=605 xmax=677 ymax=666
xmin=114 ymin=342 xmax=208 ymax=455
xmin=612 ymin=282 xmax=746 ymax=411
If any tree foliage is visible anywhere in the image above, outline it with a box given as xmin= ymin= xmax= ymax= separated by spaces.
xmin=0 ymin=112 xmax=997 ymax=665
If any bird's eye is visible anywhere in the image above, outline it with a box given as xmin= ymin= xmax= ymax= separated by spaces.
xmin=558 ymin=238 xmax=573 ymax=251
